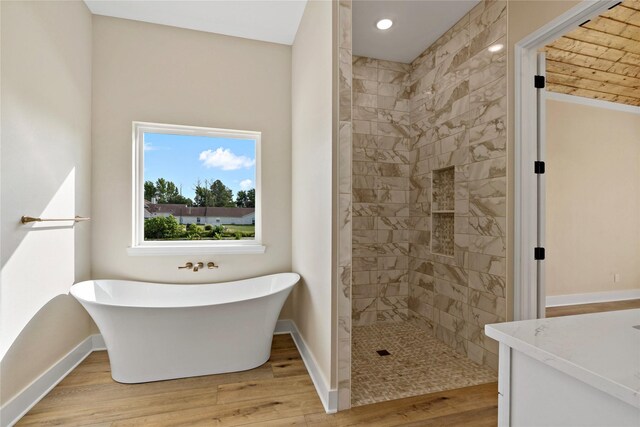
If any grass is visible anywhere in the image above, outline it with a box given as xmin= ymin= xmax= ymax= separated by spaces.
xmin=189 ymin=224 xmax=255 ymax=233
xmin=221 ymin=224 xmax=255 ymax=234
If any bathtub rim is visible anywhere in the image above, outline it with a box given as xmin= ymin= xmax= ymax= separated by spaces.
xmin=70 ymin=272 xmax=300 ymax=309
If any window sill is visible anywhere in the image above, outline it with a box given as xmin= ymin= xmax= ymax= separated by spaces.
xmin=127 ymin=244 xmax=266 ymax=256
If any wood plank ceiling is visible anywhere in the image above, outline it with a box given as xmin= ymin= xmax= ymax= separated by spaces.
xmin=544 ymin=0 xmax=640 ymax=106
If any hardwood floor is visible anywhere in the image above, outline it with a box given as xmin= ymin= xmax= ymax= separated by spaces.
xmin=18 ymin=334 xmax=498 ymax=426
xmin=305 ymin=384 xmax=497 ymax=427
xmin=546 ymin=298 xmax=640 ymax=318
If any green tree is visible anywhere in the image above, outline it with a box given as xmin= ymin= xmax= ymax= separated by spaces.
xmin=235 ymin=188 xmax=255 ymax=208
xmin=144 ymin=181 xmax=156 ymax=201
xmin=165 ymin=181 xmax=179 ymax=201
xmin=154 ymin=178 xmax=169 ymax=203
xmin=193 ymin=179 xmax=213 ymax=207
xmin=194 ymin=179 xmax=234 ymax=207
xmin=144 ymin=215 xmax=182 ymax=239
xmin=156 ymin=179 xmax=181 ymax=203
xmin=235 ymin=190 xmax=248 ymax=207
xmin=168 ymin=194 xmax=193 ymax=205
xmin=247 ymin=188 xmax=255 ymax=208
xmin=148 ymin=178 xmax=192 ymax=205
xmin=210 ymin=179 xmax=235 ymax=207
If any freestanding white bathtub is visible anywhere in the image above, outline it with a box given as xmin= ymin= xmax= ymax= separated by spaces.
xmin=70 ymin=273 xmax=299 ymax=383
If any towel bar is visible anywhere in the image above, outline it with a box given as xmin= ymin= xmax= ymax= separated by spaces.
xmin=21 ymin=215 xmax=90 ymax=224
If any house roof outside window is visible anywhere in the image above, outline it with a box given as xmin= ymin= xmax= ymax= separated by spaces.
xmin=145 ymin=203 xmax=254 ymax=218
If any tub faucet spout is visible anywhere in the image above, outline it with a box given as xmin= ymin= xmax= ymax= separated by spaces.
xmin=193 ymin=262 xmax=204 ymax=272
xmin=179 ymin=262 xmax=194 ymax=270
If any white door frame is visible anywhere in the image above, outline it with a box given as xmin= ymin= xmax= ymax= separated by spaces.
xmin=513 ymin=0 xmax=620 ymax=321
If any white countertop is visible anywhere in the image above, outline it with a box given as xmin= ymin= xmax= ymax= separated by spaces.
xmin=486 ymin=309 xmax=640 ymax=409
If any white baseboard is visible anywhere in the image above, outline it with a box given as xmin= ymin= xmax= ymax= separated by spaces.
xmin=2 ymin=322 xmax=337 ymax=426
xmin=92 ymin=334 xmax=106 ymax=350
xmin=546 ymin=289 xmax=640 ymax=307
xmin=0 ymin=334 xmax=101 ymax=427
xmin=275 ymin=319 xmax=337 ymax=414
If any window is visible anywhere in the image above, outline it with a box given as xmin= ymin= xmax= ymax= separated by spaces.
xmin=130 ymin=122 xmax=264 ymax=255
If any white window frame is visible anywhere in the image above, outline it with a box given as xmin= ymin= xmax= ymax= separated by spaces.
xmin=128 ymin=121 xmax=264 ymax=256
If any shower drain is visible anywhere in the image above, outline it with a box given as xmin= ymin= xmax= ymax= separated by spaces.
xmin=376 ymin=349 xmax=391 ymax=356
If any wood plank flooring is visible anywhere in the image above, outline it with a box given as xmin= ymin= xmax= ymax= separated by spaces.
xmin=546 ymin=298 xmax=640 ymax=318
xmin=18 ymin=334 xmax=498 ymax=426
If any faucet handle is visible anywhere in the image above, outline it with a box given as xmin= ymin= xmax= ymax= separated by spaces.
xmin=207 ymin=262 xmax=218 ymax=269
xmin=178 ymin=262 xmax=194 ymax=270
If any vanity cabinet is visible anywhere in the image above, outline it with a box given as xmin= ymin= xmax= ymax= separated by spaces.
xmin=486 ymin=310 xmax=640 ymax=426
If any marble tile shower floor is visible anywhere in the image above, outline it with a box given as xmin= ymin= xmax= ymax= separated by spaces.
xmin=352 ymin=321 xmax=497 ymax=407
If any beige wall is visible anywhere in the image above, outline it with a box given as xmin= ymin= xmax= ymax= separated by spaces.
xmin=291 ymin=0 xmax=334 ymax=388
xmin=506 ymin=0 xmax=580 ymax=319
xmin=91 ymin=17 xmax=293 ymax=318
xmin=0 ymin=0 xmax=93 ymax=406
xmin=546 ymin=99 xmax=640 ymax=296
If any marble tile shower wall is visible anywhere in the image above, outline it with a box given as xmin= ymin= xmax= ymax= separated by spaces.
xmin=337 ymin=0 xmax=353 ymax=411
xmin=408 ymin=0 xmax=507 ymax=371
xmin=352 ymin=56 xmax=412 ymax=326
xmin=350 ymin=0 xmax=506 ymax=372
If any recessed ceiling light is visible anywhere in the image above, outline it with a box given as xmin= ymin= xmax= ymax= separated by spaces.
xmin=376 ymin=19 xmax=393 ymax=30
xmin=488 ymin=43 xmax=504 ymax=53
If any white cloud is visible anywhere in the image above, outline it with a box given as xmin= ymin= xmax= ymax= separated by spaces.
xmin=239 ymin=179 xmax=253 ymax=190
xmin=199 ymin=147 xmax=255 ymax=170
xmin=144 ymin=142 xmax=157 ymax=151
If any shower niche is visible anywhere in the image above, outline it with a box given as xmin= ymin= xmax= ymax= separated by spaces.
xmin=431 ymin=167 xmax=455 ymax=257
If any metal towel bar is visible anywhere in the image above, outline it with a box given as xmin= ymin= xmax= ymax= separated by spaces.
xmin=21 ymin=216 xmax=90 ymax=224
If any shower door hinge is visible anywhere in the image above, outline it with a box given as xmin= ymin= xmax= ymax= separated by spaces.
xmin=534 ymin=75 xmax=546 ymax=89
xmin=534 ymin=161 xmax=545 ymax=174
xmin=534 ymin=247 xmax=545 ymax=261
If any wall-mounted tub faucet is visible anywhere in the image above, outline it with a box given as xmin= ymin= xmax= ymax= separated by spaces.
xmin=178 ymin=262 xmax=194 ymax=270
xmin=178 ymin=261 xmax=217 ymax=271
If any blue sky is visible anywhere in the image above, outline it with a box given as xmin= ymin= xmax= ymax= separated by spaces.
xmin=144 ymin=133 xmax=256 ymax=201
